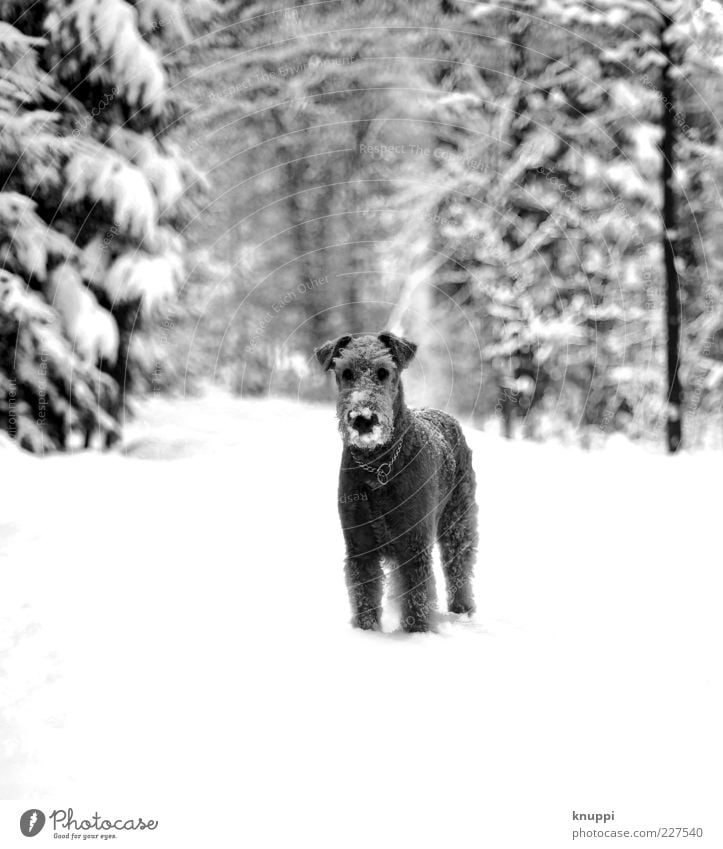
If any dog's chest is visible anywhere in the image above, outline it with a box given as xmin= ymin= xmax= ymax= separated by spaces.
xmin=361 ymin=443 xmax=454 ymax=539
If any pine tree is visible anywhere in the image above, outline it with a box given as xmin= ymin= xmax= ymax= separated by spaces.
xmin=418 ymin=0 xmax=723 ymax=446
xmin=0 ymin=0 xmax=215 ymax=451
xmin=559 ymin=0 xmax=723 ymax=450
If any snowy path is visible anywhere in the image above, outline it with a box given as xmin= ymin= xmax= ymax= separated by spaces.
xmin=1 ymin=390 xmax=721 ymax=847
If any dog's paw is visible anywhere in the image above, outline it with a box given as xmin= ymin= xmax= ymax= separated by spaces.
xmin=400 ymin=615 xmax=432 ymax=633
xmin=353 ymin=612 xmax=381 ymax=631
xmin=448 ymin=600 xmax=476 ymax=616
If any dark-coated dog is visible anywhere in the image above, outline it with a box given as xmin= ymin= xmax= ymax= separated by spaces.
xmin=315 ymin=331 xmax=478 ymax=632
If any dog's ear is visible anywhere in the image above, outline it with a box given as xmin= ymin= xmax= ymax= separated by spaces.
xmin=314 ymin=334 xmax=352 ymax=371
xmin=378 ymin=331 xmax=417 ymax=370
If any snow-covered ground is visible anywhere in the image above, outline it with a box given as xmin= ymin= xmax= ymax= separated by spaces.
xmin=1 ymin=389 xmax=721 ymax=847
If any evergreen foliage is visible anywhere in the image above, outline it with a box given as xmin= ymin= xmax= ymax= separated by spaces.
xmin=0 ymin=0 xmax=215 ymax=451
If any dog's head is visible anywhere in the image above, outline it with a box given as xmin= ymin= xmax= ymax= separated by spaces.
xmin=314 ymin=331 xmax=417 ymax=451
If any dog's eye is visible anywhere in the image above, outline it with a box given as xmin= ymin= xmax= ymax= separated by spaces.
xmin=341 ymin=368 xmax=353 ymax=381
xmin=377 ymin=368 xmax=389 ymax=380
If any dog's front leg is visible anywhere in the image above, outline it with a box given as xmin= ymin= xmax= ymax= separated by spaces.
xmin=396 ymin=549 xmax=436 ymax=632
xmin=340 ymin=491 xmax=385 ymax=630
xmin=344 ymin=554 xmax=384 ymax=630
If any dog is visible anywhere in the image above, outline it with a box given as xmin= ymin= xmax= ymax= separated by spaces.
xmin=315 ymin=331 xmax=479 ymax=632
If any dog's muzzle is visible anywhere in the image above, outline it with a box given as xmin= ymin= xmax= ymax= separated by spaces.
xmin=349 ymin=410 xmax=379 ymax=435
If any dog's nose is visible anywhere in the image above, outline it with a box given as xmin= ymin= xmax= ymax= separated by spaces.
xmin=350 ymin=412 xmax=378 ymax=434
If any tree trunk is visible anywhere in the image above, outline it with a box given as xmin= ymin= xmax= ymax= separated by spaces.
xmin=660 ymin=17 xmax=683 ymax=453
xmin=284 ymin=160 xmax=327 ymax=341
xmin=271 ymin=108 xmax=327 ymax=342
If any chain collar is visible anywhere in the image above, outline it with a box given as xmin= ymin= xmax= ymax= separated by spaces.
xmin=351 ymin=437 xmax=403 ymax=486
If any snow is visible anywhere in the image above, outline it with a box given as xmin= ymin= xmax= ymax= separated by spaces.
xmin=46 ymin=0 xmax=167 ymax=114
xmin=0 ymin=193 xmax=75 ymax=283
xmin=65 ymin=146 xmax=158 ymax=243
xmin=0 ymin=271 xmax=55 ymax=325
xmin=1 ymin=389 xmax=721 ymax=847
xmin=105 ymin=251 xmax=181 ymax=313
xmin=107 ymin=130 xmax=186 ymax=213
xmin=45 ymin=265 xmax=119 ymax=365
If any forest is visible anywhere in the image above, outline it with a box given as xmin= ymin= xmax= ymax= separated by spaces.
xmin=2 ymin=0 xmax=723 ymax=452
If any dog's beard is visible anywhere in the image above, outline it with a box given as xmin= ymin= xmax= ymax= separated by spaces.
xmin=337 ymin=407 xmax=393 ymax=451
xmin=345 ymin=421 xmax=388 ymax=449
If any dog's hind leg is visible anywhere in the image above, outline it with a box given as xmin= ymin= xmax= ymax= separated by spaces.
xmin=438 ymin=475 xmax=478 ymax=616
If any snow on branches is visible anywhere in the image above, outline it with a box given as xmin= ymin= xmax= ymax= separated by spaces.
xmin=45 ymin=0 xmax=166 ymax=115
xmin=65 ymin=143 xmax=159 ymax=242
xmin=0 ymin=3 xmax=212 ymax=451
